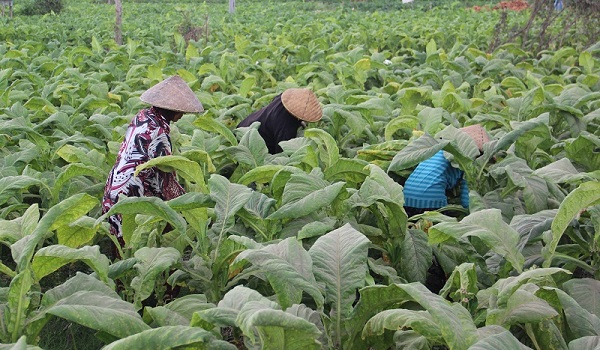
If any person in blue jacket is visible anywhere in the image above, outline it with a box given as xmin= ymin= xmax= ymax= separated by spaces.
xmin=554 ymin=0 xmax=563 ymax=10
xmin=403 ymin=124 xmax=490 ymax=217
xmin=404 ymin=124 xmax=490 ymax=293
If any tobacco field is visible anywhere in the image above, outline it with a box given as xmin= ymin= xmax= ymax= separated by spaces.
xmin=1 ymin=0 xmax=600 ymax=349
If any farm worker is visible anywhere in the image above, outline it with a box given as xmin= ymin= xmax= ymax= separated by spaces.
xmin=554 ymin=0 xmax=563 ymax=10
xmin=102 ymin=75 xmax=204 ymax=242
xmin=402 ymin=124 xmax=490 ymax=217
xmin=237 ymin=88 xmax=323 ymax=154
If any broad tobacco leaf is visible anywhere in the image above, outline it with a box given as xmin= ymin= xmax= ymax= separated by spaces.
xmin=31 ymin=245 xmax=110 ymax=284
xmin=234 ymin=238 xmax=324 ymax=309
xmin=545 ymin=181 xmax=600 ymax=267
xmin=101 ymin=325 xmax=236 ymax=350
xmin=268 ymin=169 xmax=345 ymax=220
xmin=309 ymin=224 xmax=369 ymax=347
xmin=131 ymin=247 xmax=181 ymax=309
xmin=429 ymin=209 xmax=524 ymax=273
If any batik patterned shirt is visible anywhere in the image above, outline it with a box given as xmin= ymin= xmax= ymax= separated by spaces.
xmin=102 ymin=107 xmax=185 ymax=237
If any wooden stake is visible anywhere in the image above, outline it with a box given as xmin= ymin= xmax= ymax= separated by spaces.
xmin=115 ymin=0 xmax=122 ymax=45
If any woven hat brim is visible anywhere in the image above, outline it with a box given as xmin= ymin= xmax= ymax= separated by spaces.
xmin=281 ymin=88 xmax=322 ymax=122
xmin=460 ymin=125 xmax=490 ymax=151
xmin=140 ymin=76 xmax=204 ymax=113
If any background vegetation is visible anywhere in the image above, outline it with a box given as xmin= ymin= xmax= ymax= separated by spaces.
xmin=1 ymin=0 xmax=599 ymax=349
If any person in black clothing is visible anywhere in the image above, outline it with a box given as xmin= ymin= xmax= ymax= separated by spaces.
xmin=237 ymin=88 xmax=323 ymax=154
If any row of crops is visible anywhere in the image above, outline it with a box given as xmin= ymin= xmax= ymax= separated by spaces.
xmin=1 ymin=0 xmax=600 ymax=349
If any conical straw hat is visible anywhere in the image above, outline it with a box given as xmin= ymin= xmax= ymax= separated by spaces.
xmin=281 ymin=88 xmax=322 ymax=122
xmin=460 ymin=125 xmax=490 ymax=151
xmin=140 ymin=75 xmax=204 ymax=113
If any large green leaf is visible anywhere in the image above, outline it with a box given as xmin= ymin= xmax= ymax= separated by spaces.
xmin=478 ymin=268 xmax=568 ymax=308
xmin=208 ymin=174 xmax=252 ymax=250
xmin=97 ymin=196 xmax=187 ymax=245
xmin=399 ymin=283 xmax=479 ymax=350
xmin=236 ymin=301 xmax=322 ymax=350
xmin=51 ymin=163 xmax=105 ymax=202
xmin=417 ymin=107 xmax=447 ymax=135
xmin=31 ymin=245 xmax=110 ymax=283
xmin=225 ymin=128 xmax=268 ymax=168
xmin=429 ymin=209 xmax=524 ymax=273
xmin=539 ymin=287 xmax=600 ymax=339
xmin=0 ymin=204 xmax=39 ymax=244
xmin=435 ymin=125 xmax=482 ymax=161
xmin=323 ymin=157 xmax=370 ymax=185
xmin=486 ymin=289 xmax=558 ymax=327
xmin=38 ymin=291 xmax=150 ymax=340
xmin=486 ymin=113 xmax=550 ymax=160
xmin=394 ymin=330 xmax=430 ymax=350
xmin=350 ymin=164 xmax=404 ymax=207
xmin=238 ymin=165 xmax=285 ymax=185
xmin=145 ymin=294 xmax=214 ymax=327
xmin=134 ymin=155 xmax=207 ymax=191
xmin=56 ymin=216 xmax=98 ymax=248
xmin=102 ymin=325 xmax=237 ymax=350
xmin=268 ymin=170 xmax=345 ymax=220
xmin=131 ymin=247 xmax=181 ymax=309
xmin=41 ymin=272 xmax=118 ymax=306
xmin=192 ymin=286 xmax=275 ymax=330
xmin=567 ymin=336 xmax=600 ymax=350
xmin=396 ymin=88 xmax=431 ymax=115
xmin=0 ymin=336 xmax=43 ymax=350
xmin=544 ymin=181 xmax=600 ymax=267
xmin=563 ymin=279 xmax=600 ymax=319
xmin=304 ymin=128 xmax=340 ymax=169
xmin=308 ymin=224 xmax=370 ymax=347
xmin=440 ymin=263 xmax=478 ymax=302
xmin=166 ymin=193 xmax=214 ymax=211
xmin=384 ymin=115 xmax=419 ymax=141
xmin=340 ymin=286 xmax=412 ymax=349
xmin=533 ymin=158 xmax=590 ymax=184
xmin=400 ymin=229 xmax=432 ymax=284
xmin=565 ymin=134 xmax=600 ymax=172
xmin=234 ymin=238 xmax=324 ymax=309
xmin=526 ymin=319 xmax=568 ymax=350
xmin=388 ymin=134 xmax=449 ymax=172
xmin=469 ymin=330 xmax=532 ymax=350
xmin=6 ymin=269 xmax=34 ymax=343
xmin=362 ymin=309 xmax=442 ymax=342
xmin=13 ymin=193 xmax=98 ymax=271
xmin=0 ymin=176 xmax=43 ymax=207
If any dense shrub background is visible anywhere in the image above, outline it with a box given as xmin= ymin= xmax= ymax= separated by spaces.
xmin=19 ymin=0 xmax=64 ymax=15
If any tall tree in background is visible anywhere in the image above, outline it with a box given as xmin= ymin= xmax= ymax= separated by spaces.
xmin=115 ymin=0 xmax=122 ymax=45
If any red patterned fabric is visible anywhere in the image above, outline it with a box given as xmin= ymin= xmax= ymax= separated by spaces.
xmin=102 ymin=107 xmax=185 ymax=237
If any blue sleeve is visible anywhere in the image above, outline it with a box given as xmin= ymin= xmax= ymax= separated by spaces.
xmin=460 ymin=178 xmax=469 ymax=209
xmin=444 ymin=165 xmax=469 ymax=208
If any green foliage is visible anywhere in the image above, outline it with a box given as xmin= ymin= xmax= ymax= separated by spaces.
xmin=19 ymin=0 xmax=63 ymax=15
xmin=1 ymin=0 xmax=600 ymax=349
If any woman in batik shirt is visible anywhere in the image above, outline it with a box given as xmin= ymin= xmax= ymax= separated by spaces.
xmin=102 ymin=76 xmax=203 ymax=240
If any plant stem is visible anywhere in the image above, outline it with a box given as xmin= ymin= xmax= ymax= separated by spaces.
xmin=0 ymin=261 xmax=15 ymax=278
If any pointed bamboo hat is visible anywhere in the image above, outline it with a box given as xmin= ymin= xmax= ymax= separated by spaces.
xmin=140 ymin=75 xmax=204 ymax=113
xmin=460 ymin=124 xmax=490 ymax=151
xmin=281 ymin=88 xmax=322 ymax=122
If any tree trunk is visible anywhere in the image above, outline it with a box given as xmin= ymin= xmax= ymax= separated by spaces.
xmin=115 ymin=0 xmax=122 ymax=45
xmin=229 ymin=0 xmax=235 ymax=14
